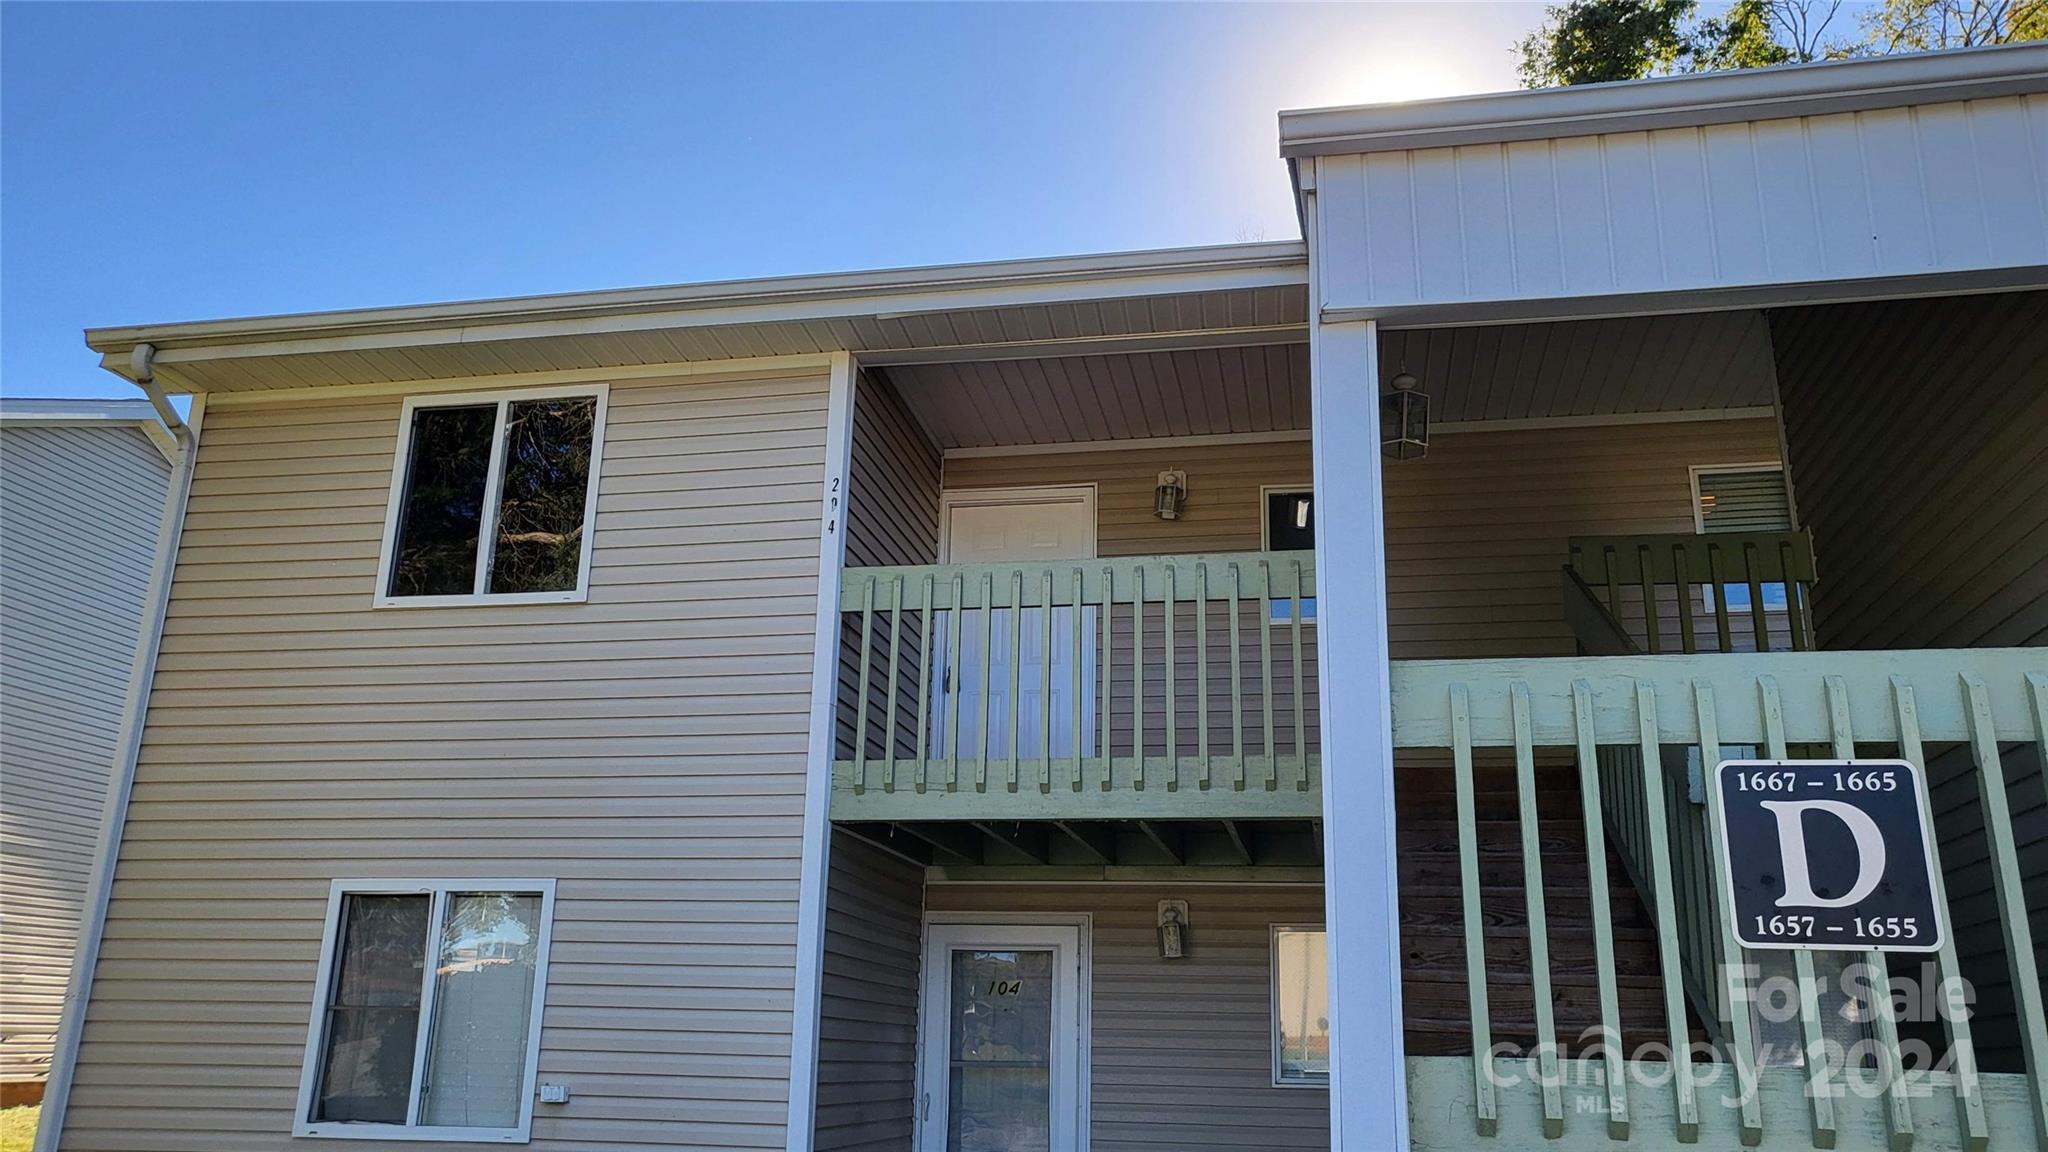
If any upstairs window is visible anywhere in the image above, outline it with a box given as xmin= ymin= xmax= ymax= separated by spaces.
xmin=1693 ymin=464 xmax=1792 ymax=534
xmin=376 ymin=387 xmax=607 ymax=606
xmin=1264 ymin=488 xmax=1317 ymax=622
xmin=295 ymin=881 xmax=556 ymax=1142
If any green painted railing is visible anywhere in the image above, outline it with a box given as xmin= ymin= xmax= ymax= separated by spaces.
xmin=832 ymin=550 xmax=1319 ymax=821
xmin=1568 ymin=530 xmax=1818 ymax=654
xmin=1391 ymin=649 xmax=2048 ymax=1151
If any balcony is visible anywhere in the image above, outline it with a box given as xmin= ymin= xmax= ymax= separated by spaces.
xmin=831 ymin=549 xmax=1318 ymax=823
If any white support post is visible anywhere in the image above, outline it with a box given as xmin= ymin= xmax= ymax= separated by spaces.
xmin=783 ymin=352 xmax=858 ymax=1152
xmin=1307 ymin=166 xmax=1409 ymax=1152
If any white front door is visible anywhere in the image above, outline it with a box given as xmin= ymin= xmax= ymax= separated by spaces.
xmin=917 ymin=923 xmax=1085 ymax=1152
xmin=936 ymin=488 xmax=1097 ymax=761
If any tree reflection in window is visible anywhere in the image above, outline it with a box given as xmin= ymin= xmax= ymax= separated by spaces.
xmin=489 ymin=398 xmax=596 ymax=594
xmin=388 ymin=405 xmax=496 ymax=597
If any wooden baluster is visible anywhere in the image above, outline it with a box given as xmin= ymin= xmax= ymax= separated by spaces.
xmin=1164 ymin=563 xmax=1178 ymax=792
xmin=1511 ymin=682 xmax=1564 ymax=1135
xmin=1746 ymin=542 xmax=1770 ymax=652
xmin=1693 ymin=681 xmax=1762 ymax=1145
xmin=1099 ymin=566 xmax=1114 ymax=793
xmin=1891 ymin=676 xmax=1987 ymax=1151
xmin=853 ymin=576 xmax=875 ymax=796
xmin=915 ymin=575 xmax=933 ymax=794
xmin=1007 ymin=570 xmax=1024 ymax=793
xmin=1635 ymin=680 xmax=1699 ymax=1142
xmin=1962 ymin=673 xmax=2048 ymax=1151
xmin=1604 ymin=543 xmax=1621 ymax=626
xmin=1710 ymin=545 xmax=1733 ymax=653
xmin=1290 ymin=559 xmax=1307 ymax=791
xmin=1259 ymin=559 xmax=1276 ymax=791
xmin=1196 ymin=563 xmax=1211 ymax=791
xmin=976 ymin=573 xmax=993 ymax=793
xmin=1758 ymin=675 xmax=1836 ymax=1147
xmin=883 ymin=577 xmax=903 ymax=793
xmin=1824 ymin=675 xmax=1913 ymax=1150
xmin=1450 ymin=682 xmax=1497 ymax=1136
xmin=1782 ymin=540 xmax=1810 ymax=651
xmin=1071 ymin=568 xmax=1085 ymax=794
xmin=1571 ymin=680 xmax=1629 ymax=1139
xmin=947 ymin=574 xmax=963 ymax=792
xmin=1039 ymin=569 xmax=1054 ymax=794
xmin=1133 ymin=566 xmax=1146 ymax=792
xmin=1673 ymin=541 xmax=1697 ymax=654
xmin=1228 ymin=563 xmax=1245 ymax=792
xmin=1638 ymin=542 xmax=1661 ymax=653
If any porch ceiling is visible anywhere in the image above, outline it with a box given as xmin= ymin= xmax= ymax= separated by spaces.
xmin=840 ymin=817 xmax=1323 ymax=871
xmin=884 ymin=308 xmax=1776 ymax=450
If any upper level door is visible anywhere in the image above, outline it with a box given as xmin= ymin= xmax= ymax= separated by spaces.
xmin=935 ymin=487 xmax=1096 ymax=761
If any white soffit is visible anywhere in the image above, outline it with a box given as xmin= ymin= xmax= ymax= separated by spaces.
xmin=83 ymin=242 xmax=1309 ymax=394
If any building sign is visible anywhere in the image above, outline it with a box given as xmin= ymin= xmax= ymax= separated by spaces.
xmin=1715 ymin=759 xmax=1943 ymax=952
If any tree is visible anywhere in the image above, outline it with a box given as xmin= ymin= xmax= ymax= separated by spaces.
xmin=1517 ymin=0 xmax=2044 ymax=89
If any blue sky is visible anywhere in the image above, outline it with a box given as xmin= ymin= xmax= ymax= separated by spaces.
xmin=2 ymin=2 xmax=1542 ymax=399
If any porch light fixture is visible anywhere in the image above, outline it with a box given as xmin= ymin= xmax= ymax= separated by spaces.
xmin=1154 ymin=470 xmax=1188 ymax=520
xmin=1382 ymin=368 xmax=1429 ymax=460
xmin=1157 ymin=899 xmax=1190 ymax=960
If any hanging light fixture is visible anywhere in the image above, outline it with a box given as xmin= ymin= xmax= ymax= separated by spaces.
xmin=1382 ymin=367 xmax=1429 ymax=460
xmin=1154 ymin=470 xmax=1187 ymax=520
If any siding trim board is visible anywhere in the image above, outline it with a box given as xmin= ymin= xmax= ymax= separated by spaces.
xmin=789 ymin=353 xmax=859 ymax=1152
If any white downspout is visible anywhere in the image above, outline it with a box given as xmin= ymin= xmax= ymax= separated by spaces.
xmin=34 ymin=344 xmax=203 ymax=1152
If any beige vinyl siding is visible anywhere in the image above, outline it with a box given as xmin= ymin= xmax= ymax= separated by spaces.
xmin=943 ymin=441 xmax=1310 ymax=557
xmin=59 ymin=372 xmax=830 ymax=1151
xmin=924 ymin=883 xmax=1329 ymax=1151
xmin=0 ymin=424 xmax=170 ymax=1089
xmin=943 ymin=419 xmax=1783 ymax=659
xmin=1383 ymin=418 xmax=1783 ymax=659
xmin=812 ymin=832 xmax=922 ymax=1151
xmin=1771 ymin=290 xmax=2048 ymax=1072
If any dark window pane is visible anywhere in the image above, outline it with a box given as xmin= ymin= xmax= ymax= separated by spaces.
xmin=314 ymin=894 xmax=429 ymax=1124
xmin=1266 ymin=491 xmax=1315 ymax=551
xmin=489 ymin=398 xmax=597 ymax=594
xmin=389 ymin=405 xmax=497 ymax=597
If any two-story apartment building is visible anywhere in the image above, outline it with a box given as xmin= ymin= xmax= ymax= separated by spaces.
xmin=32 ymin=43 xmax=2048 ymax=1152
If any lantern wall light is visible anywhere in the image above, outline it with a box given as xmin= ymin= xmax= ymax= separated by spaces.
xmin=1382 ymin=368 xmax=1429 ymax=460
xmin=1154 ymin=470 xmax=1188 ymax=520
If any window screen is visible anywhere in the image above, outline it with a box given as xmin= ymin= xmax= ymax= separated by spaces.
xmin=1696 ymin=468 xmax=1792 ymax=533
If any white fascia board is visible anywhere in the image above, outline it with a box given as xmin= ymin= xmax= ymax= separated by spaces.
xmin=83 ymin=241 xmax=1308 ymax=372
xmin=1279 ymin=42 xmax=2048 ymax=158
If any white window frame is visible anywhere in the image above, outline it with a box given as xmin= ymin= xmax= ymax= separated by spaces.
xmin=373 ymin=384 xmax=610 ymax=608
xmin=1686 ymin=461 xmax=1788 ymax=534
xmin=293 ymin=879 xmax=558 ymax=1143
xmin=1269 ymin=924 xmax=1331 ymax=1089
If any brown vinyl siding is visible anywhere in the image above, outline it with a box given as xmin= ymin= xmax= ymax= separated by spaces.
xmin=924 ymin=883 xmax=1330 ymax=1152
xmin=1383 ymin=418 xmax=1783 ymax=658
xmin=1771 ymin=290 xmax=2048 ymax=1071
xmin=812 ymin=832 xmax=923 ymax=1152
xmin=60 ymin=372 xmax=830 ymax=1151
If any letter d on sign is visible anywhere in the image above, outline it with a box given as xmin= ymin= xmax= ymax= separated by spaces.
xmin=1760 ymin=800 xmax=1887 ymax=908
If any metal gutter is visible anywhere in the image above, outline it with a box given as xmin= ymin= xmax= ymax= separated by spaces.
xmin=83 ymin=240 xmax=1307 ymax=360
xmin=1279 ymin=42 xmax=2048 ymax=157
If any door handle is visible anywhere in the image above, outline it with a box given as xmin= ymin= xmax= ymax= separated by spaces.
xmin=920 ymin=1092 xmax=931 ymax=1121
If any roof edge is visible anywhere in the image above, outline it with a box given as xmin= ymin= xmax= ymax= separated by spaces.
xmin=83 ymin=239 xmax=1307 ymax=355
xmin=0 ymin=396 xmax=159 ymax=423
xmin=1279 ymin=42 xmax=2048 ymax=158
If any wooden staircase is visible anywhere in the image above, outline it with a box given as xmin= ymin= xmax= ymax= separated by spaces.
xmin=1396 ymin=751 xmax=1708 ymax=1058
